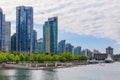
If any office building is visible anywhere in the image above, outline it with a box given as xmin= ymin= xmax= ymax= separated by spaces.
xmin=32 ymin=30 xmax=37 ymax=53
xmin=81 ymin=49 xmax=92 ymax=57
xmin=0 ymin=8 xmax=3 ymax=50
xmin=11 ymin=33 xmax=16 ymax=52
xmin=64 ymin=43 xmax=74 ymax=53
xmin=43 ymin=17 xmax=58 ymax=53
xmin=73 ymin=46 xmax=81 ymax=55
xmin=0 ymin=8 xmax=11 ymax=52
xmin=93 ymin=49 xmax=100 ymax=54
xmin=36 ymin=38 xmax=43 ymax=53
xmin=4 ymin=21 xmax=11 ymax=51
xmin=16 ymin=6 xmax=33 ymax=53
xmin=106 ymin=46 xmax=113 ymax=58
xmin=93 ymin=53 xmax=107 ymax=60
xmin=58 ymin=40 xmax=65 ymax=54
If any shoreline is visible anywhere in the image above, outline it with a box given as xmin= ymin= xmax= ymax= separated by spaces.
xmin=0 ymin=61 xmax=88 ymax=70
xmin=0 ymin=60 xmax=115 ymax=70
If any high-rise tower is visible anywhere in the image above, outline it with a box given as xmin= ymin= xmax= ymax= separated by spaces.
xmin=16 ymin=6 xmax=33 ymax=53
xmin=0 ymin=8 xmax=11 ymax=52
xmin=0 ymin=8 xmax=3 ymax=51
xmin=43 ymin=17 xmax=58 ymax=53
xmin=58 ymin=40 xmax=66 ymax=54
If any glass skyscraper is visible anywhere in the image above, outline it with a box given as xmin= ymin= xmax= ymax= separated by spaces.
xmin=32 ymin=30 xmax=37 ymax=53
xmin=0 ymin=8 xmax=3 ymax=51
xmin=73 ymin=46 xmax=81 ymax=55
xmin=0 ymin=8 xmax=11 ymax=52
xmin=58 ymin=40 xmax=66 ymax=54
xmin=4 ymin=21 xmax=11 ymax=52
xmin=16 ymin=6 xmax=33 ymax=53
xmin=43 ymin=17 xmax=58 ymax=53
xmin=64 ymin=43 xmax=74 ymax=53
xmin=11 ymin=33 xmax=16 ymax=52
xmin=36 ymin=38 xmax=43 ymax=53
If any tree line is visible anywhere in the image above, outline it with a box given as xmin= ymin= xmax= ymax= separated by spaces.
xmin=0 ymin=51 xmax=88 ymax=63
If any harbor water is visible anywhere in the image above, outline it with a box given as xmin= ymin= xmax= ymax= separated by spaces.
xmin=0 ymin=62 xmax=120 ymax=80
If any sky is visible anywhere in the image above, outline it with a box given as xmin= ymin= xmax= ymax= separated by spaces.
xmin=0 ymin=0 xmax=120 ymax=54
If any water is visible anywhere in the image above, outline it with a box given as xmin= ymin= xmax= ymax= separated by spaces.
xmin=0 ymin=62 xmax=120 ymax=80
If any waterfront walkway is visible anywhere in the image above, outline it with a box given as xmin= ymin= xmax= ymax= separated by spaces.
xmin=0 ymin=61 xmax=88 ymax=70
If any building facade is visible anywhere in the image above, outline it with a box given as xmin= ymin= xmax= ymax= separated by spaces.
xmin=73 ymin=46 xmax=81 ymax=55
xmin=4 ymin=21 xmax=11 ymax=52
xmin=36 ymin=38 xmax=43 ymax=53
xmin=0 ymin=8 xmax=3 ymax=51
xmin=11 ymin=33 xmax=16 ymax=52
xmin=106 ymin=46 xmax=113 ymax=58
xmin=93 ymin=53 xmax=107 ymax=60
xmin=58 ymin=40 xmax=65 ymax=54
xmin=93 ymin=49 xmax=100 ymax=54
xmin=81 ymin=49 xmax=92 ymax=57
xmin=16 ymin=6 xmax=33 ymax=53
xmin=93 ymin=46 xmax=114 ymax=60
xmin=0 ymin=8 xmax=11 ymax=52
xmin=64 ymin=43 xmax=74 ymax=53
xmin=32 ymin=30 xmax=37 ymax=53
xmin=43 ymin=17 xmax=58 ymax=53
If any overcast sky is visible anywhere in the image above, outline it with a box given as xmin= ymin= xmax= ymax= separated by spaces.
xmin=0 ymin=0 xmax=120 ymax=54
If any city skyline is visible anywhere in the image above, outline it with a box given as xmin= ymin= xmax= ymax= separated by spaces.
xmin=0 ymin=0 xmax=120 ymax=54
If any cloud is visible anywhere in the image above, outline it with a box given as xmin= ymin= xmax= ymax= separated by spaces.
xmin=0 ymin=0 xmax=120 ymax=44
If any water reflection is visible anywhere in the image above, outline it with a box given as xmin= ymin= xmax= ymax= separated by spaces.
xmin=0 ymin=69 xmax=31 ymax=80
xmin=0 ymin=69 xmax=16 ymax=80
xmin=0 ymin=63 xmax=120 ymax=80
xmin=41 ymin=69 xmax=58 ymax=80
xmin=0 ymin=73 xmax=9 ymax=80
xmin=0 ymin=69 xmax=58 ymax=80
xmin=15 ymin=70 xmax=31 ymax=80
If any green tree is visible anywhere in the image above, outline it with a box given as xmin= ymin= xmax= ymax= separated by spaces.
xmin=59 ymin=56 xmax=67 ymax=62
xmin=44 ymin=54 xmax=53 ymax=62
xmin=36 ymin=54 xmax=44 ymax=62
xmin=15 ymin=55 xmax=20 ymax=63
xmin=52 ymin=55 xmax=60 ymax=62
xmin=61 ymin=52 xmax=72 ymax=61
xmin=19 ymin=53 xmax=28 ymax=62
xmin=7 ymin=54 xmax=15 ymax=62
xmin=77 ymin=55 xmax=88 ymax=61
xmin=29 ymin=54 xmax=36 ymax=62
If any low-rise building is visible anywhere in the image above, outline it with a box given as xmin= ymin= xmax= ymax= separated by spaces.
xmin=93 ymin=53 xmax=107 ymax=60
